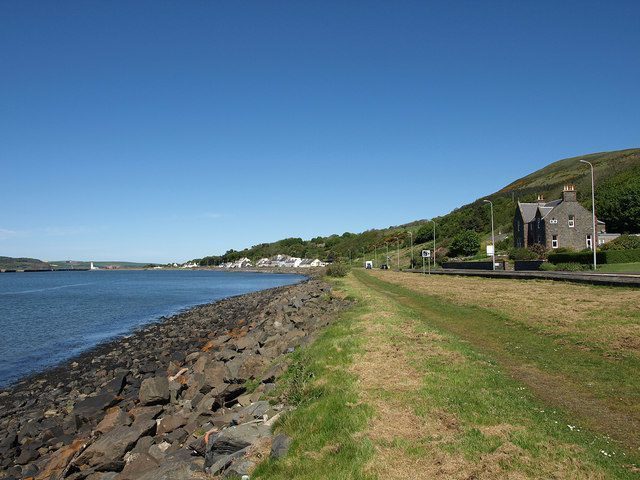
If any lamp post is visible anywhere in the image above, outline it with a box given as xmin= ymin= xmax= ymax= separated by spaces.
xmin=409 ymin=232 xmax=414 ymax=269
xmin=580 ymin=159 xmax=597 ymax=270
xmin=432 ymin=220 xmax=436 ymax=270
xmin=397 ymin=239 xmax=400 ymax=270
xmin=483 ymin=199 xmax=495 ymax=271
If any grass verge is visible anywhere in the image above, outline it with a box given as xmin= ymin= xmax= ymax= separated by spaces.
xmin=252 ymin=279 xmax=374 ymax=480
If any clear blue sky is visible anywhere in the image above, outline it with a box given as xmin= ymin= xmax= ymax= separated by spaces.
xmin=2 ymin=1 xmax=639 ymax=263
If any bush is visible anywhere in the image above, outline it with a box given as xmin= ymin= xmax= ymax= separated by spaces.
xmin=554 ymin=262 xmax=591 ymax=271
xmin=602 ymin=248 xmax=640 ymax=264
xmin=528 ymin=243 xmax=548 ymax=259
xmin=539 ymin=262 xmax=557 ymax=271
xmin=449 ymin=230 xmax=480 ymax=257
xmin=601 ymin=234 xmax=640 ymax=251
xmin=548 ymin=251 xmax=604 ymax=265
xmin=509 ymin=248 xmax=538 ymax=261
xmin=325 ymin=263 xmax=350 ymax=277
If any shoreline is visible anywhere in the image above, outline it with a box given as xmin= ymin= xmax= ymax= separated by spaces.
xmin=0 ymin=274 xmax=346 ymax=479
xmin=0 ymin=269 xmax=312 ymax=390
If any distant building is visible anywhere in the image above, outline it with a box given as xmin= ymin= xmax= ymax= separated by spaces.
xmin=513 ymin=185 xmax=606 ymax=251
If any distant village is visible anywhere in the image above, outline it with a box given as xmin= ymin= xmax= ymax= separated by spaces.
xmin=213 ymin=254 xmax=327 ymax=269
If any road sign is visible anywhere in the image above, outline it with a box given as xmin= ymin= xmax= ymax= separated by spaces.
xmin=421 ymin=249 xmax=431 ymax=258
xmin=486 ymin=245 xmax=494 ymax=256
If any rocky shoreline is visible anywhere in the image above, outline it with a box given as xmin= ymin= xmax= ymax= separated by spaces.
xmin=0 ymin=277 xmax=349 ymax=479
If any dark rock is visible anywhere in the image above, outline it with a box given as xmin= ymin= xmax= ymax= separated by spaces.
xmin=270 ymin=433 xmax=292 ymax=459
xmin=138 ymin=376 xmax=170 ymax=405
xmin=156 ymin=411 xmax=188 ymax=436
xmin=74 ymin=391 xmax=120 ymax=419
xmin=116 ymin=452 xmax=159 ymax=479
xmin=205 ymin=423 xmax=271 ymax=468
xmin=78 ymin=419 xmax=156 ymax=468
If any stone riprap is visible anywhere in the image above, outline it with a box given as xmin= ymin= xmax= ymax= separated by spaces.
xmin=0 ymin=278 xmax=346 ymax=479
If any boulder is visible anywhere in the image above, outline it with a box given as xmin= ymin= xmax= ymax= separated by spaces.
xmin=139 ymin=377 xmax=170 ymax=405
xmin=77 ymin=419 xmax=156 ymax=468
xmin=95 ymin=407 xmax=131 ymax=435
xmin=156 ymin=412 xmax=188 ymax=436
xmin=116 ymin=452 xmax=159 ymax=479
xmin=205 ymin=423 xmax=271 ymax=468
xmin=270 ymin=433 xmax=292 ymax=459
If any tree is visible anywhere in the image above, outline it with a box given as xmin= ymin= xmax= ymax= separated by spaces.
xmin=596 ymin=168 xmax=640 ymax=233
xmin=449 ymin=230 xmax=480 ymax=257
xmin=414 ymin=223 xmax=434 ymax=244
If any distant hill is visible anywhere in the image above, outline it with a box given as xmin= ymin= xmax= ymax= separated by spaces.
xmin=195 ymin=148 xmax=640 ymax=266
xmin=0 ymin=256 xmax=51 ymax=271
xmin=49 ymin=261 xmax=149 ymax=269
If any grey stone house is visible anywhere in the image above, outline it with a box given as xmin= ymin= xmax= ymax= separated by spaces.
xmin=513 ymin=185 xmax=605 ymax=251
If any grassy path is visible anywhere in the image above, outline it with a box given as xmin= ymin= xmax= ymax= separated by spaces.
xmin=254 ymin=272 xmax=639 ymax=479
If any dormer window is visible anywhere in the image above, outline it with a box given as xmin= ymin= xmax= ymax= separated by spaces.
xmin=568 ymin=215 xmax=575 ymax=228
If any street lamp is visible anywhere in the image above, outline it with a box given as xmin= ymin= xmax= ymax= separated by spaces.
xmin=409 ymin=231 xmax=414 ymax=269
xmin=397 ymin=239 xmax=400 ymax=270
xmin=483 ymin=199 xmax=495 ymax=271
xmin=580 ymin=159 xmax=597 ymax=270
xmin=432 ymin=220 xmax=436 ymax=270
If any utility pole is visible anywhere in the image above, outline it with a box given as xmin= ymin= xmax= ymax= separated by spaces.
xmin=374 ymin=245 xmax=377 ymax=268
xmin=580 ymin=160 xmax=597 ymax=270
xmin=397 ymin=239 xmax=400 ymax=270
xmin=483 ymin=200 xmax=495 ymax=270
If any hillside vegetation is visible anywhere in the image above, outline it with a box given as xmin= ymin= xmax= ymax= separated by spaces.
xmin=196 ymin=148 xmax=640 ymax=266
xmin=0 ymin=256 xmax=51 ymax=271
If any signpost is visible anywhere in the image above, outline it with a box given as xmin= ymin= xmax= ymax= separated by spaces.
xmin=421 ymin=250 xmax=431 ymax=275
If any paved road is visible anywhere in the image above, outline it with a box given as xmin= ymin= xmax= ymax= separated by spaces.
xmin=406 ymin=268 xmax=640 ymax=287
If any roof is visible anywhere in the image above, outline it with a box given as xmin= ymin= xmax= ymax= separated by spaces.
xmin=518 ymin=199 xmax=563 ymax=222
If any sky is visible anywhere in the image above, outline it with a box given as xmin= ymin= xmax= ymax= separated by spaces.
xmin=1 ymin=1 xmax=639 ymax=263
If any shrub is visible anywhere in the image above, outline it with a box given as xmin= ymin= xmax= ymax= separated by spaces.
xmin=528 ymin=243 xmax=548 ymax=259
xmin=539 ymin=262 xmax=557 ymax=271
xmin=554 ymin=262 xmax=591 ymax=271
xmin=325 ymin=263 xmax=350 ymax=277
xmin=548 ymin=251 xmax=604 ymax=265
xmin=449 ymin=230 xmax=480 ymax=257
xmin=601 ymin=234 xmax=640 ymax=251
xmin=602 ymin=248 xmax=640 ymax=264
xmin=495 ymin=236 xmax=511 ymax=253
xmin=509 ymin=248 xmax=537 ymax=261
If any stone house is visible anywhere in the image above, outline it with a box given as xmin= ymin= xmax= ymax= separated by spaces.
xmin=513 ymin=185 xmax=605 ymax=251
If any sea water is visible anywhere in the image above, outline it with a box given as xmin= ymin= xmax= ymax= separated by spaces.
xmin=0 ymin=269 xmax=304 ymax=387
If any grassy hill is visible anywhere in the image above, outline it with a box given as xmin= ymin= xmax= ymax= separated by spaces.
xmin=0 ymin=256 xmax=51 ymax=271
xmin=196 ymin=148 xmax=640 ymax=266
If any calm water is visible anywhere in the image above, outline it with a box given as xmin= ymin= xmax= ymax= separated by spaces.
xmin=0 ymin=270 xmax=304 ymax=387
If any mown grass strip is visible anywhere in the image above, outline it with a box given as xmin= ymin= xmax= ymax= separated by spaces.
xmin=354 ymin=269 xmax=640 ymax=476
xmin=253 ymin=280 xmax=374 ymax=480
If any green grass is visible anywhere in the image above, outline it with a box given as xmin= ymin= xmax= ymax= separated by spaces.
xmin=354 ymin=270 xmax=640 ymax=474
xmin=253 ymin=280 xmax=374 ymax=480
xmin=598 ymin=262 xmax=640 ymax=273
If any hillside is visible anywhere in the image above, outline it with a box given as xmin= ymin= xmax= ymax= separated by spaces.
xmin=196 ymin=148 xmax=640 ymax=266
xmin=0 ymin=256 xmax=51 ymax=271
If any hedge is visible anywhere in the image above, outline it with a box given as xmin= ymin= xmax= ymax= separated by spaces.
xmin=548 ymin=248 xmax=640 ymax=265
xmin=603 ymin=248 xmax=640 ymax=264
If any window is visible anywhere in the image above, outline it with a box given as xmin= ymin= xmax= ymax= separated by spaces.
xmin=568 ymin=215 xmax=575 ymax=228
xmin=550 ymin=218 xmax=558 ymax=224
xmin=552 ymin=235 xmax=558 ymax=249
xmin=586 ymin=234 xmax=592 ymax=250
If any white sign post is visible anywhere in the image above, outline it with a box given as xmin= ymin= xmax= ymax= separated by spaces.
xmin=421 ymin=250 xmax=431 ymax=275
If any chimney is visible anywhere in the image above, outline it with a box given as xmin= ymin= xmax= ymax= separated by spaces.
xmin=562 ymin=184 xmax=577 ymax=202
xmin=536 ymin=194 xmax=544 ymax=202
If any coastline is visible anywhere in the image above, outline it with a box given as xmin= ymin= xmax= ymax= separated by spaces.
xmin=0 ymin=273 xmax=348 ymax=479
